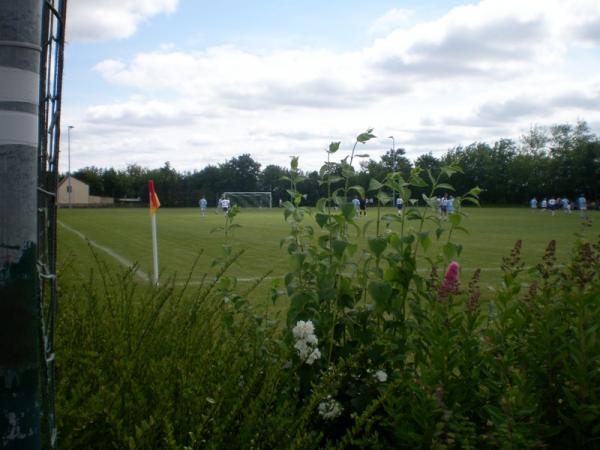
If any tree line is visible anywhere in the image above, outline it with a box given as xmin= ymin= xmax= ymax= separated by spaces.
xmin=72 ymin=120 xmax=600 ymax=207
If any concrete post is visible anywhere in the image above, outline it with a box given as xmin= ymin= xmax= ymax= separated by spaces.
xmin=0 ymin=0 xmax=43 ymax=448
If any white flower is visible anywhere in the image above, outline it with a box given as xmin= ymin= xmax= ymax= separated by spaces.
xmin=294 ymin=340 xmax=309 ymax=358
xmin=374 ymin=370 xmax=388 ymax=383
xmin=292 ymin=320 xmax=321 ymax=365
xmin=305 ymin=333 xmax=318 ymax=346
xmin=318 ymin=397 xmax=343 ymax=420
xmin=292 ymin=320 xmax=315 ymax=340
xmin=305 ymin=348 xmax=321 ymax=365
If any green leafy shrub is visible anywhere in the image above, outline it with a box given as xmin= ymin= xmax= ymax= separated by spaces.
xmin=56 ymin=130 xmax=600 ymax=449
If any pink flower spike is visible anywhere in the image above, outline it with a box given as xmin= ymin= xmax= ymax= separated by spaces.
xmin=439 ymin=261 xmax=460 ymax=299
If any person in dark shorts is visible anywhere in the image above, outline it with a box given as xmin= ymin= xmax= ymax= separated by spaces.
xmin=396 ymin=196 xmax=404 ymax=215
xmin=359 ymin=196 xmax=367 ymax=216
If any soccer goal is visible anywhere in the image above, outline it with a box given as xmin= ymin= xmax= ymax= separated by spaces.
xmin=223 ymin=191 xmax=272 ymax=208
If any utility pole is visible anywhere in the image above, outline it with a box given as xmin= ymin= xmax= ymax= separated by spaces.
xmin=0 ymin=1 xmax=44 ymax=448
xmin=388 ymin=136 xmax=396 ymax=205
xmin=67 ymin=125 xmax=73 ymax=207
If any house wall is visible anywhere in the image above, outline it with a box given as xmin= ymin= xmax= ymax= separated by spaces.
xmin=57 ymin=176 xmax=89 ymax=205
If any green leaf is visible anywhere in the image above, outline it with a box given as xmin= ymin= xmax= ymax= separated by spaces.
xmin=449 ymin=213 xmax=461 ymax=227
xmin=443 ymin=242 xmax=458 ymax=260
xmin=356 ymin=128 xmax=376 ymax=143
xmin=453 ymin=225 xmax=470 ymax=235
xmin=435 ymin=183 xmax=455 ymax=192
xmin=435 ymin=227 xmax=444 ymax=240
xmin=368 ymin=178 xmax=384 ymax=191
xmin=325 ymin=175 xmax=344 ymax=184
xmin=280 ymin=175 xmax=292 ymax=182
xmin=290 ymin=156 xmax=299 ymax=171
xmin=377 ymin=191 xmax=391 ymax=206
xmin=315 ymin=212 xmax=328 ymax=228
xmin=441 ymin=164 xmax=462 ymax=178
xmin=409 ymin=174 xmax=427 ymax=187
xmin=467 ymin=186 xmax=482 ymax=197
xmin=332 ymin=239 xmax=348 ymax=259
xmin=368 ymin=237 xmax=388 ymax=258
xmin=341 ymin=164 xmax=355 ymax=178
xmin=368 ymin=281 xmax=392 ymax=313
xmin=418 ymin=231 xmax=431 ymax=252
xmin=328 ymin=141 xmax=341 ymax=153
xmin=349 ymin=185 xmax=365 ymax=198
xmin=462 ymin=197 xmax=480 ymax=206
xmin=341 ymin=203 xmax=356 ymax=220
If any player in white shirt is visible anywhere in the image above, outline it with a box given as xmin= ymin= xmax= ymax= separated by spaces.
xmin=577 ymin=194 xmax=587 ymax=219
xmin=219 ymin=196 xmax=231 ymax=215
xmin=548 ymin=197 xmax=557 ymax=216
xmin=352 ymin=196 xmax=360 ymax=217
xmin=530 ymin=197 xmax=537 ymax=211
xmin=396 ymin=196 xmax=404 ymax=215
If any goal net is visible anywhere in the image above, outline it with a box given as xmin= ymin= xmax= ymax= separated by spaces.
xmin=223 ymin=191 xmax=272 ymax=208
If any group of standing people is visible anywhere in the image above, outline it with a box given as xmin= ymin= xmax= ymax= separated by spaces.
xmin=530 ymin=195 xmax=587 ymax=218
xmin=352 ymin=196 xmax=368 ymax=217
xmin=198 ymin=195 xmax=231 ymax=216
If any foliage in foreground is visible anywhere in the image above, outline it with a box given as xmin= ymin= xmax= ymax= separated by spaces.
xmin=57 ymin=131 xmax=600 ymax=449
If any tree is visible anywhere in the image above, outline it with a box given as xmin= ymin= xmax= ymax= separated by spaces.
xmin=260 ymin=164 xmax=289 ymax=204
xmin=219 ymin=154 xmax=261 ymax=192
xmin=73 ymin=166 xmax=104 ymax=195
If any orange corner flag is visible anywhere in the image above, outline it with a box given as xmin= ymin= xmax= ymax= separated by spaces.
xmin=148 ymin=180 xmax=161 ymax=215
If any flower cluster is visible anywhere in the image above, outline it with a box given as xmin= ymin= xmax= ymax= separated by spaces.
xmin=292 ymin=320 xmax=321 ymax=365
xmin=438 ymin=261 xmax=460 ymax=299
xmin=318 ymin=396 xmax=343 ymax=420
xmin=374 ymin=370 xmax=388 ymax=383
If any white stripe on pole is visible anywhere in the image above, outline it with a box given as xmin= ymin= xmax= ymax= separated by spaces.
xmin=151 ymin=213 xmax=160 ymax=285
xmin=0 ymin=67 xmax=39 ymax=102
xmin=0 ymin=110 xmax=38 ymax=146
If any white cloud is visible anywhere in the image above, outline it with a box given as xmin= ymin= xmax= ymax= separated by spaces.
xmin=368 ymin=8 xmax=413 ymax=35
xmin=67 ymin=0 xmax=178 ymax=41
xmin=66 ymin=0 xmax=600 ymax=171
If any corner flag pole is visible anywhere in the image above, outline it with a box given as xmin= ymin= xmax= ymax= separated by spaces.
xmin=148 ymin=180 xmax=161 ymax=285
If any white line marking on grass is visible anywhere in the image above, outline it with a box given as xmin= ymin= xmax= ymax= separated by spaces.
xmin=58 ymin=221 xmax=150 ymax=282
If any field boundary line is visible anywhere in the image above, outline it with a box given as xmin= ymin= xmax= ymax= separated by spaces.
xmin=58 ymin=220 xmax=150 ymax=282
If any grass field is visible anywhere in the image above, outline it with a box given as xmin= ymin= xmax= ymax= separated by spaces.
xmin=58 ymin=206 xmax=599 ymax=292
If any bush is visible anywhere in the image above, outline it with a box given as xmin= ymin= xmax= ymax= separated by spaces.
xmin=56 ymin=131 xmax=600 ymax=449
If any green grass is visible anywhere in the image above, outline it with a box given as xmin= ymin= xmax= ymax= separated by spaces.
xmin=58 ymin=206 xmax=599 ymax=290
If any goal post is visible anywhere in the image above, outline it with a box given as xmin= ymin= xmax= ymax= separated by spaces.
xmin=223 ymin=191 xmax=272 ymax=208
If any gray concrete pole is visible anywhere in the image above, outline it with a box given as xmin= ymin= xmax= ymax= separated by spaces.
xmin=0 ymin=0 xmax=44 ymax=448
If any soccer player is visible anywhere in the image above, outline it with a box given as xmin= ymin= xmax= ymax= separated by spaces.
xmin=530 ymin=197 xmax=538 ymax=211
xmin=447 ymin=195 xmax=455 ymax=215
xmin=199 ymin=196 xmax=207 ymax=216
xmin=548 ymin=197 xmax=557 ymax=216
xmin=219 ymin=195 xmax=230 ymax=215
xmin=577 ymin=194 xmax=587 ymax=219
xmin=359 ymin=196 xmax=367 ymax=216
xmin=352 ymin=196 xmax=361 ymax=217
xmin=540 ymin=198 xmax=547 ymax=212
xmin=440 ymin=193 xmax=449 ymax=220
xmin=396 ymin=196 xmax=404 ymax=215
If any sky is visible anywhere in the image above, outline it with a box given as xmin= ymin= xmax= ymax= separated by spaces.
xmin=62 ymin=0 xmax=600 ymax=173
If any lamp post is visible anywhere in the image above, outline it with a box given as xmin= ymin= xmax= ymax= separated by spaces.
xmin=388 ymin=135 xmax=396 ymax=205
xmin=67 ymin=125 xmax=74 ymax=207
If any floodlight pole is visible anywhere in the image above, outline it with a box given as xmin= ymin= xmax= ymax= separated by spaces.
xmin=67 ymin=125 xmax=73 ymax=207
xmin=0 ymin=1 xmax=43 ymax=448
xmin=388 ymin=136 xmax=396 ymax=204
